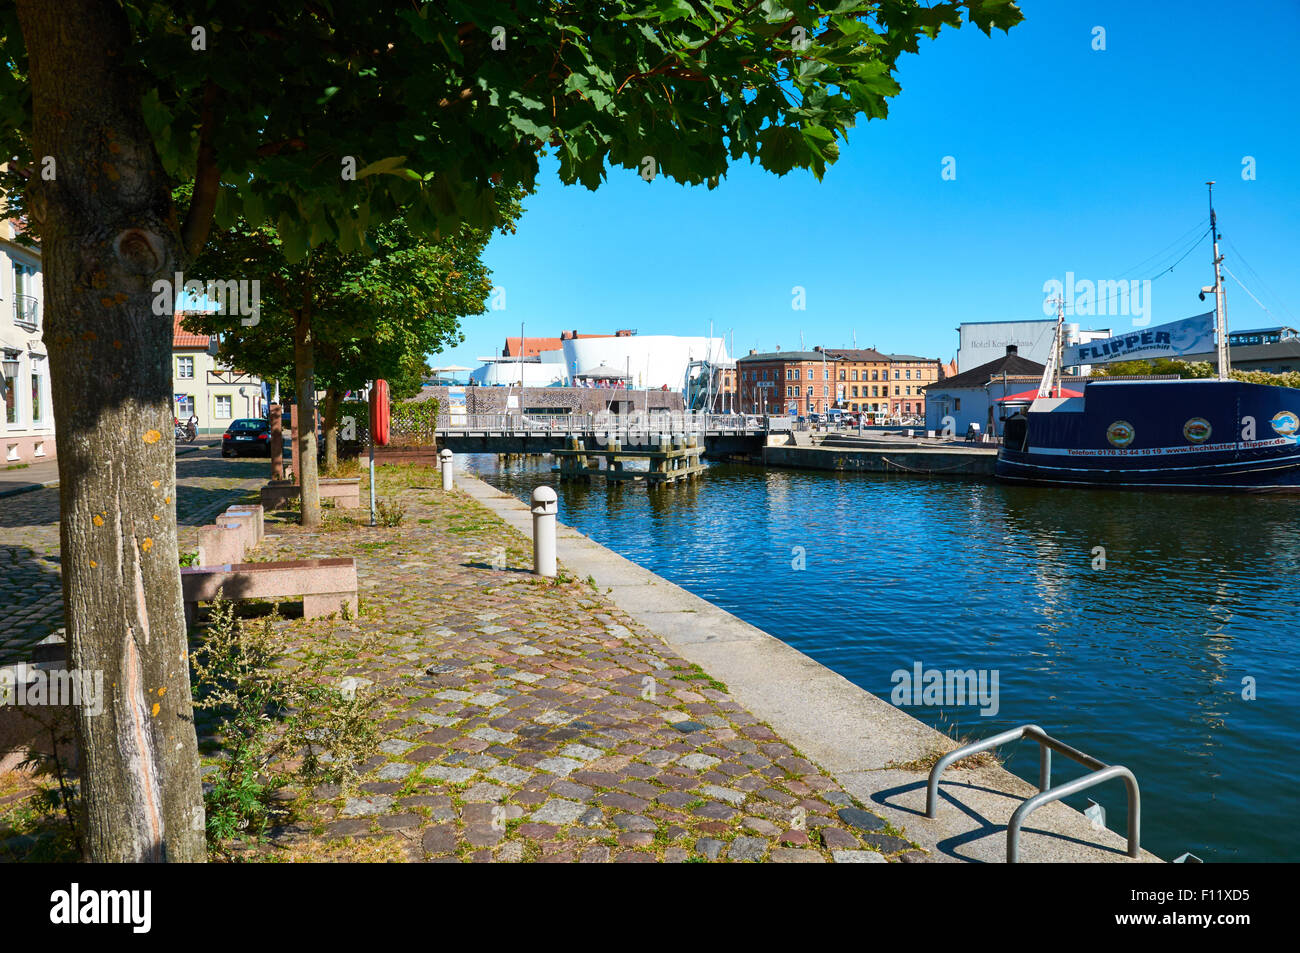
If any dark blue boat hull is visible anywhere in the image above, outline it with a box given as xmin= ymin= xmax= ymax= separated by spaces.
xmin=995 ymin=379 xmax=1300 ymax=491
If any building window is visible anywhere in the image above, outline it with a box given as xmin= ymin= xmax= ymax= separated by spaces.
xmin=823 ymin=368 xmax=829 ymax=380
xmin=838 ymin=370 xmax=845 ymax=381
xmin=215 ymin=395 xmax=232 ymax=419
xmin=30 ymin=373 xmax=42 ymax=425
xmin=871 ymin=370 xmax=878 ymax=381
xmin=955 ymin=398 xmax=962 ymax=411
xmin=3 ymin=369 xmax=15 ymax=425
xmin=905 ymin=369 xmax=911 ymax=379
xmin=177 ymin=356 xmax=195 ymax=380
xmin=12 ymin=263 xmax=38 ymax=328
xmin=176 ymin=395 xmax=195 ymax=419
xmin=894 ymin=386 xmax=900 ymax=396
xmin=822 ymin=386 xmax=828 ymax=397
xmin=851 ymin=370 xmax=858 ymax=381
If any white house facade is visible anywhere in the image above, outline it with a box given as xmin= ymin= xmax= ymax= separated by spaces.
xmin=0 ymin=214 xmax=54 ymax=465
xmin=173 ymin=312 xmax=265 ymax=434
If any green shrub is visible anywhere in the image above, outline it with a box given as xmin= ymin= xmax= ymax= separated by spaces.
xmin=191 ymin=594 xmax=387 ymax=858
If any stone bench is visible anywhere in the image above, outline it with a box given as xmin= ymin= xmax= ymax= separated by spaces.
xmin=181 ymin=557 xmax=358 ymax=626
xmin=260 ymin=478 xmax=361 ymax=509
xmin=0 ymin=660 xmax=79 ymax=776
xmin=194 ymin=504 xmax=265 ymax=566
xmin=196 ymin=520 xmax=246 ymax=566
xmin=223 ymin=503 xmax=264 ymax=543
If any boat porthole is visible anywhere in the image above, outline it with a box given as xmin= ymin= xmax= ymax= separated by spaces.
xmin=1270 ymin=411 xmax=1299 ymax=436
xmin=1106 ymin=420 xmax=1135 ymax=448
xmin=1183 ymin=417 xmax=1212 ymax=443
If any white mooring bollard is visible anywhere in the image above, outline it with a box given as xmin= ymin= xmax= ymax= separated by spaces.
xmin=440 ymin=449 xmax=454 ymax=491
xmin=531 ymin=486 xmax=558 ymax=578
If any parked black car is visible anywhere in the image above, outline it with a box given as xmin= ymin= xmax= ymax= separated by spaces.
xmin=221 ymin=418 xmax=271 ymax=457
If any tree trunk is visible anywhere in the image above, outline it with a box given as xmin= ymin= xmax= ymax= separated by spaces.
xmin=321 ymin=386 xmax=341 ymax=474
xmin=16 ymin=0 xmax=205 ymax=861
xmin=268 ymin=403 xmax=284 ymax=481
xmin=293 ymin=308 xmax=321 ymax=527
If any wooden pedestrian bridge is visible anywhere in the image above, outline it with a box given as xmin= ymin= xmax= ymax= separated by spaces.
xmin=432 ymin=412 xmax=779 ymax=456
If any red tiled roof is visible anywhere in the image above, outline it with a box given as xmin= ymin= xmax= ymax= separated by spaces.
xmin=503 ymin=336 xmax=564 ymax=358
xmin=173 ymin=311 xmax=210 ymax=349
xmin=503 ymin=333 xmax=616 ymax=357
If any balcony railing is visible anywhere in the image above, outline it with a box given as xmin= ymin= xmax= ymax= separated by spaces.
xmin=13 ymin=294 xmax=39 ymax=329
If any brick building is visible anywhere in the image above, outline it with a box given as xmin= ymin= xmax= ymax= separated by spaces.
xmin=882 ymin=353 xmax=942 ymax=418
xmin=736 ymin=349 xmax=838 ymax=417
xmin=823 ymin=347 xmax=891 ymax=415
xmin=738 ymin=345 xmax=944 ymax=419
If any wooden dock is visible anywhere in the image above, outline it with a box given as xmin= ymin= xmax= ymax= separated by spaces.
xmin=552 ymin=437 xmax=705 ymax=485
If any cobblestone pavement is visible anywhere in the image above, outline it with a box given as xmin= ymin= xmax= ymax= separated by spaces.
xmin=239 ymin=465 xmax=920 ymax=863
xmin=0 ymin=446 xmax=267 ymax=665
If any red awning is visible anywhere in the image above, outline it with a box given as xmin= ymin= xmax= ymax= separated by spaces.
xmin=996 ymin=386 xmax=1083 ymax=402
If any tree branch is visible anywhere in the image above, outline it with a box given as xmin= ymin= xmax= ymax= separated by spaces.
xmin=180 ymin=80 xmax=220 ymax=260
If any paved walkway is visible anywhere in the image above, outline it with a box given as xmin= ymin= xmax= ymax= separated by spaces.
xmin=241 ymin=465 xmax=914 ymax=862
xmin=0 ymin=446 xmax=266 ymax=666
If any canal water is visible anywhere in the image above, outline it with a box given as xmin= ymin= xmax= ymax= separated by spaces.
xmin=462 ymin=454 xmax=1299 ymax=862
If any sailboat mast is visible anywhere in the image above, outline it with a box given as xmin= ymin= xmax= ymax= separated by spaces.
xmin=1036 ymin=296 xmax=1064 ymax=399
xmin=1208 ymin=181 xmax=1230 ymax=381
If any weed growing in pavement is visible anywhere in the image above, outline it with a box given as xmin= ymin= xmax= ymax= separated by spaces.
xmin=376 ymin=498 xmax=406 ymax=527
xmin=192 ymin=593 xmax=390 ymax=859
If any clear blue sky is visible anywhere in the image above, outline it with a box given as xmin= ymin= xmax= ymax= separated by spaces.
xmin=436 ymin=0 xmax=1300 ymax=370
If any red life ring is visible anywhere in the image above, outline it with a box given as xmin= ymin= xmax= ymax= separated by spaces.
xmin=371 ymin=379 xmax=390 ymax=446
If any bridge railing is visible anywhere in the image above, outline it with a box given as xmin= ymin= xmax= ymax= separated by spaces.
xmin=436 ymin=412 xmax=764 ymax=435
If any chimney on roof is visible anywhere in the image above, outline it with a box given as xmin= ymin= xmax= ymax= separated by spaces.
xmin=814 ymin=345 xmax=822 ymax=352
xmin=749 ymin=349 xmax=757 ymax=356
xmin=775 ymin=344 xmax=781 ymax=351
xmin=1006 ymin=344 xmax=1018 ymax=356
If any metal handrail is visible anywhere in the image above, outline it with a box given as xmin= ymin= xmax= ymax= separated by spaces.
xmin=13 ymin=293 xmax=39 ymax=328
xmin=434 ymin=412 xmax=764 ymax=435
xmin=925 ymin=724 xmax=1141 ymax=863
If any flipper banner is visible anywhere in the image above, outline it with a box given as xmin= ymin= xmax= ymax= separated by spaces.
xmin=1064 ymin=312 xmax=1216 ymax=366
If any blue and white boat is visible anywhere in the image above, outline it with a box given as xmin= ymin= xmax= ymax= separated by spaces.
xmin=996 ymin=188 xmax=1300 ymax=491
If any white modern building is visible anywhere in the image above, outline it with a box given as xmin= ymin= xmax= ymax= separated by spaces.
xmin=470 ymin=332 xmax=732 ymax=394
xmin=561 ymin=334 xmax=730 ymax=391
xmin=470 ymin=351 xmax=568 ymax=387
xmin=1 ymin=211 xmax=53 ymax=465
xmin=957 ymin=320 xmax=1111 ymax=373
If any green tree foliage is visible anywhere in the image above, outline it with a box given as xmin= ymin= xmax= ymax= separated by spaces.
xmin=187 ymin=214 xmax=505 ymax=397
xmin=1096 ymin=358 xmax=1215 ymax=379
xmin=1097 ymin=358 xmax=1300 ymax=388
xmin=3 ymin=1 xmax=1024 ymax=259
xmin=183 ymin=208 xmax=512 ymax=476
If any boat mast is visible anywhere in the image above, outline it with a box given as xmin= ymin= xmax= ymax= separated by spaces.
xmin=1036 ymin=296 xmax=1064 ymax=399
xmin=1208 ymin=181 xmax=1230 ymax=381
